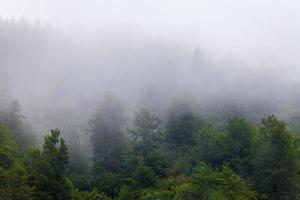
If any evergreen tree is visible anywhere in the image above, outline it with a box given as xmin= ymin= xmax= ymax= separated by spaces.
xmin=253 ymin=115 xmax=299 ymax=200
xmin=0 ymin=163 xmax=33 ymax=200
xmin=127 ymin=109 xmax=166 ymax=176
xmin=188 ymin=163 xmax=256 ymax=200
xmin=166 ymin=102 xmax=204 ymax=153
xmin=89 ymin=95 xmax=127 ymax=174
xmin=166 ymin=102 xmax=205 ymax=174
xmin=28 ymin=129 xmax=72 ymax=200
xmin=0 ymin=122 xmax=33 ymax=200
xmin=129 ymin=109 xmax=163 ymax=154
xmin=0 ymin=100 xmax=35 ymax=149
xmin=193 ymin=123 xmax=226 ymax=167
xmin=223 ymin=117 xmax=256 ymax=176
xmin=0 ymin=122 xmax=18 ymax=168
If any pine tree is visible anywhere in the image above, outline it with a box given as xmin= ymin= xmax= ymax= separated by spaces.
xmin=253 ymin=115 xmax=299 ymax=200
xmin=166 ymin=102 xmax=204 ymax=153
xmin=0 ymin=122 xmax=33 ymax=200
xmin=89 ymin=95 xmax=127 ymax=174
xmin=127 ymin=109 xmax=166 ymax=176
xmin=28 ymin=129 xmax=72 ymax=200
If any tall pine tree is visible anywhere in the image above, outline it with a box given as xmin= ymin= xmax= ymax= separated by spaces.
xmin=253 ymin=115 xmax=299 ymax=200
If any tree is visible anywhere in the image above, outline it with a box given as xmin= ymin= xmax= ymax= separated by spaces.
xmin=193 ymin=123 xmax=226 ymax=167
xmin=131 ymin=159 xmax=157 ymax=189
xmin=166 ymin=102 xmax=204 ymax=152
xmin=28 ymin=129 xmax=72 ymax=200
xmin=0 ymin=163 xmax=33 ymax=200
xmin=0 ymin=122 xmax=33 ymax=200
xmin=0 ymin=122 xmax=18 ymax=168
xmin=194 ymin=117 xmax=256 ymax=175
xmin=94 ymin=171 xmax=121 ymax=197
xmin=72 ymin=190 xmax=111 ymax=200
xmin=89 ymin=95 xmax=127 ymax=174
xmin=127 ymin=109 xmax=167 ymax=176
xmin=0 ymin=100 xmax=35 ymax=149
xmin=253 ymin=115 xmax=299 ymax=200
xmin=140 ymin=177 xmax=187 ymax=200
xmin=223 ymin=117 xmax=256 ymax=176
xmin=165 ymin=102 xmax=205 ymax=174
xmin=188 ymin=163 xmax=256 ymax=200
xmin=0 ymin=100 xmax=24 ymax=138
xmin=129 ymin=109 xmax=163 ymax=154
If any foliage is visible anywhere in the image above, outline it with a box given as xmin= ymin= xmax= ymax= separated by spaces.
xmin=0 ymin=122 xmax=19 ymax=168
xmin=193 ymin=124 xmax=226 ymax=167
xmin=94 ymin=171 xmax=121 ymax=197
xmin=72 ymin=190 xmax=112 ymax=200
xmin=140 ymin=177 xmax=188 ymax=200
xmin=253 ymin=115 xmax=299 ymax=200
xmin=27 ymin=129 xmax=72 ymax=200
xmin=127 ymin=109 xmax=167 ymax=177
xmin=1 ymin=99 xmax=300 ymax=200
xmin=129 ymin=109 xmax=163 ymax=152
xmin=0 ymin=122 xmax=33 ymax=200
xmin=187 ymin=163 xmax=257 ymax=200
xmin=0 ymin=162 xmax=33 ymax=200
xmin=0 ymin=100 xmax=35 ymax=149
xmin=131 ymin=159 xmax=158 ymax=189
xmin=89 ymin=95 xmax=127 ymax=174
xmin=166 ymin=102 xmax=204 ymax=152
xmin=223 ymin=117 xmax=256 ymax=176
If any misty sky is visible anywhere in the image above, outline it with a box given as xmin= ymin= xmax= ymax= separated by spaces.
xmin=1 ymin=0 xmax=300 ymax=132
xmin=1 ymin=0 xmax=300 ymax=75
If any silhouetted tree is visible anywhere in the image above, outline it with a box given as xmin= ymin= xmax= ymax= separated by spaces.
xmin=89 ymin=95 xmax=127 ymax=174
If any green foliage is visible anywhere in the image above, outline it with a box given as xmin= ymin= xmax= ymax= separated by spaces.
xmin=127 ymin=109 xmax=167 ymax=176
xmin=223 ymin=117 xmax=256 ymax=176
xmin=70 ymin=174 xmax=93 ymax=191
xmin=166 ymin=102 xmax=204 ymax=152
xmin=253 ymin=115 xmax=299 ymax=200
xmin=165 ymin=102 xmax=205 ymax=175
xmin=115 ymin=186 xmax=141 ymax=200
xmin=0 ymin=100 xmax=35 ymax=149
xmin=0 ymin=162 xmax=33 ymax=200
xmin=89 ymin=95 xmax=127 ymax=174
xmin=121 ymin=155 xmax=158 ymax=192
xmin=188 ymin=163 xmax=257 ymax=200
xmin=225 ymin=117 xmax=255 ymax=159
xmin=0 ymin=122 xmax=18 ymax=168
xmin=140 ymin=177 xmax=188 ymax=200
xmin=72 ymin=190 xmax=112 ymax=200
xmin=132 ymin=159 xmax=157 ymax=189
xmin=0 ymin=122 xmax=33 ymax=200
xmin=2 ymin=99 xmax=300 ymax=200
xmin=129 ymin=109 xmax=163 ymax=152
xmin=194 ymin=124 xmax=226 ymax=167
xmin=28 ymin=129 xmax=72 ymax=200
xmin=115 ymin=177 xmax=188 ymax=200
xmin=194 ymin=117 xmax=256 ymax=177
xmin=95 ymin=171 xmax=121 ymax=197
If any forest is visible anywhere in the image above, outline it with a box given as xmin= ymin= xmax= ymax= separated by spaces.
xmin=1 ymin=1 xmax=300 ymax=199
xmin=1 ymin=93 xmax=300 ymax=200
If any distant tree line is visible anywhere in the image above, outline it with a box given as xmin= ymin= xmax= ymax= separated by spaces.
xmin=0 ymin=95 xmax=300 ymax=200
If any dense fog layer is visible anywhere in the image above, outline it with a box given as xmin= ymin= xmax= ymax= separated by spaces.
xmin=2 ymin=2 xmax=300 ymax=200
xmin=1 ymin=1 xmax=300 ymax=136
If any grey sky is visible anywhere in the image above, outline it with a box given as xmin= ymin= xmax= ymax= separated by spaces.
xmin=1 ymin=0 xmax=300 ymax=132
xmin=1 ymin=0 xmax=300 ymax=70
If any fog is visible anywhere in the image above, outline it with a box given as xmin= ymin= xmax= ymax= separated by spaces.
xmin=1 ymin=0 xmax=300 ymax=135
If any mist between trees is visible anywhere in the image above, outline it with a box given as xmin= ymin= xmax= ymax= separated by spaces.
xmin=1 ymin=17 xmax=300 ymax=200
